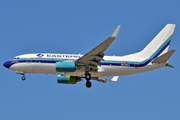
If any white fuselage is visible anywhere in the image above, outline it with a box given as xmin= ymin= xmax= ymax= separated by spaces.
xmin=2 ymin=24 xmax=175 ymax=88
xmin=8 ymin=53 xmax=166 ymax=77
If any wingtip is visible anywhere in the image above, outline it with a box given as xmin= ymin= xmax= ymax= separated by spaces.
xmin=111 ymin=76 xmax=119 ymax=82
xmin=110 ymin=25 xmax=121 ymax=38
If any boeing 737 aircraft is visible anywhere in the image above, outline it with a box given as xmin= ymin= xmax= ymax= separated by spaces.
xmin=3 ymin=24 xmax=176 ymax=88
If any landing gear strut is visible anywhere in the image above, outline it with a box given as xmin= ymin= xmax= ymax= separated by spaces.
xmin=84 ymin=71 xmax=92 ymax=88
xmin=22 ymin=76 xmax=26 ymax=81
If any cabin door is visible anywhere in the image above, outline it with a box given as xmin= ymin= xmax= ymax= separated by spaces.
xmin=25 ymin=55 xmax=33 ymax=73
xmin=134 ymin=58 xmax=139 ymax=69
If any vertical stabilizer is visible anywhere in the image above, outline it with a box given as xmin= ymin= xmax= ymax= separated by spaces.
xmin=140 ymin=24 xmax=176 ymax=59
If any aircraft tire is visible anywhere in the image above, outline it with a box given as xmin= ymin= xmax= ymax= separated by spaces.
xmin=85 ymin=73 xmax=91 ymax=80
xmin=22 ymin=76 xmax=26 ymax=81
xmin=86 ymin=81 xmax=92 ymax=88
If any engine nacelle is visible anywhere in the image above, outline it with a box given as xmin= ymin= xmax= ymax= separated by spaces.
xmin=57 ymin=75 xmax=81 ymax=84
xmin=56 ymin=62 xmax=75 ymax=72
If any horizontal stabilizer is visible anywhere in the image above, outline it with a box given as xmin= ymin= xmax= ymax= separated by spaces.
xmin=166 ymin=63 xmax=174 ymax=68
xmin=152 ymin=49 xmax=176 ymax=63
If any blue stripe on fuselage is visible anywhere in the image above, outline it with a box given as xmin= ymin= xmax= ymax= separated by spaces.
xmin=3 ymin=35 xmax=172 ymax=69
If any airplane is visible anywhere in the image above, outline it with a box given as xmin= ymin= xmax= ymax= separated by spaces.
xmin=3 ymin=24 xmax=176 ymax=88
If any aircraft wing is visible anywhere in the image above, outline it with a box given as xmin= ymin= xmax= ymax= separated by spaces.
xmin=75 ymin=25 xmax=121 ymax=70
xmin=91 ymin=76 xmax=119 ymax=83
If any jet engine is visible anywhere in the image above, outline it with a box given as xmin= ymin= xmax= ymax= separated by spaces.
xmin=57 ymin=75 xmax=81 ymax=84
xmin=56 ymin=62 xmax=75 ymax=72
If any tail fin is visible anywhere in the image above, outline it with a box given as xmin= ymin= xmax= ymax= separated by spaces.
xmin=140 ymin=24 xmax=176 ymax=59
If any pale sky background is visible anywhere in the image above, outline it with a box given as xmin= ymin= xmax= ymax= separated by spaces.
xmin=0 ymin=0 xmax=180 ymax=120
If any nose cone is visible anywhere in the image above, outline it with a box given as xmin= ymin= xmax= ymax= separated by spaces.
xmin=3 ymin=61 xmax=11 ymax=69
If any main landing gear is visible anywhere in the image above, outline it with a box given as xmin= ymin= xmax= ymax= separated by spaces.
xmin=85 ymin=72 xmax=92 ymax=88
xmin=86 ymin=80 xmax=91 ymax=88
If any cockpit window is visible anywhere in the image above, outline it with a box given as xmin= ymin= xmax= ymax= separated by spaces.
xmin=13 ymin=57 xmax=20 ymax=60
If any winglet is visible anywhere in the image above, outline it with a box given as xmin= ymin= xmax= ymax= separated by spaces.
xmin=111 ymin=76 xmax=119 ymax=82
xmin=110 ymin=25 xmax=121 ymax=38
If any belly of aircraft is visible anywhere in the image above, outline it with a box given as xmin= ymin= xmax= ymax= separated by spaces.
xmin=9 ymin=63 xmax=165 ymax=77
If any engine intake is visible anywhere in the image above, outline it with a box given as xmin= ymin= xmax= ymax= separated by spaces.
xmin=57 ymin=75 xmax=81 ymax=84
xmin=56 ymin=62 xmax=75 ymax=72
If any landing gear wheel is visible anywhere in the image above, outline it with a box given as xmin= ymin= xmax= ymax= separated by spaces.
xmin=22 ymin=76 xmax=26 ymax=81
xmin=85 ymin=74 xmax=91 ymax=80
xmin=86 ymin=81 xmax=92 ymax=88
xmin=85 ymin=73 xmax=91 ymax=80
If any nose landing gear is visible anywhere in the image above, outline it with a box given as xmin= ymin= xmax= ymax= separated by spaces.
xmin=22 ymin=76 xmax=26 ymax=80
